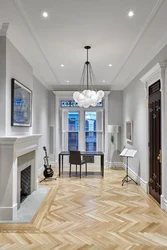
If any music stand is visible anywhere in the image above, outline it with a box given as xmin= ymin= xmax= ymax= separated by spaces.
xmin=120 ymin=148 xmax=138 ymax=186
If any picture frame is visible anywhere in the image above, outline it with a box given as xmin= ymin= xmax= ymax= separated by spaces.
xmin=126 ymin=121 xmax=133 ymax=143
xmin=11 ymin=78 xmax=32 ymax=127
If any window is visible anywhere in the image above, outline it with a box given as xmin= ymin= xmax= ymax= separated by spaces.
xmin=61 ymin=109 xmax=103 ymax=152
xmin=61 ymin=100 xmax=103 ymax=107
xmin=68 ymin=112 xmax=79 ymax=151
xmin=85 ymin=112 xmax=96 ymax=151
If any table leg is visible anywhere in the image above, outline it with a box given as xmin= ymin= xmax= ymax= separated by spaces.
xmin=101 ymin=155 xmax=104 ymax=177
xmin=59 ymin=154 xmax=61 ymax=176
xmin=62 ymin=155 xmax=64 ymax=175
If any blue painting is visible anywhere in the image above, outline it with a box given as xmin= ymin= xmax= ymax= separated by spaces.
xmin=11 ymin=79 xmax=32 ymax=126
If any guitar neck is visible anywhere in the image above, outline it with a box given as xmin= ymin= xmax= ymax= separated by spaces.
xmin=45 ymin=151 xmax=49 ymax=166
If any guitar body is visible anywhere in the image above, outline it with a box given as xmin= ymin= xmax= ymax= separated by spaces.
xmin=43 ymin=165 xmax=54 ymax=178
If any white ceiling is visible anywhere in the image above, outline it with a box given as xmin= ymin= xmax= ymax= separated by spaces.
xmin=0 ymin=0 xmax=167 ymax=90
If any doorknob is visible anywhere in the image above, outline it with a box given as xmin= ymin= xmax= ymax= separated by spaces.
xmin=157 ymin=150 xmax=162 ymax=163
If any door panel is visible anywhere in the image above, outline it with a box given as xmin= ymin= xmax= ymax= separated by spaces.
xmin=149 ymin=80 xmax=161 ymax=203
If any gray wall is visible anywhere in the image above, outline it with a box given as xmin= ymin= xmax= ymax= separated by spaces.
xmin=0 ymin=37 xmax=50 ymax=170
xmin=123 ymin=78 xmax=147 ymax=181
xmin=108 ymin=91 xmax=123 ymax=126
xmin=48 ymin=91 xmax=55 ymax=126
xmin=6 ymin=38 xmax=33 ymax=135
xmin=108 ymin=91 xmax=123 ymax=163
xmin=0 ymin=36 xmax=6 ymax=135
xmin=123 ymin=45 xmax=167 ymax=182
xmin=33 ymin=77 xmax=49 ymax=169
xmin=48 ymin=91 xmax=55 ymax=161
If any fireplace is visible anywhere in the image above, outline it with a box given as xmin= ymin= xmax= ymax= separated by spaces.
xmin=20 ymin=165 xmax=31 ymax=203
xmin=0 ymin=134 xmax=41 ymax=220
xmin=17 ymin=150 xmax=36 ymax=209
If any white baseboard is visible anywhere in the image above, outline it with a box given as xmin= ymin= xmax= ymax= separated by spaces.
xmin=161 ymin=195 xmax=167 ymax=212
xmin=0 ymin=203 xmax=17 ymax=220
xmin=38 ymin=166 xmax=44 ymax=176
xmin=123 ymin=163 xmax=148 ymax=193
xmin=107 ymin=161 xmax=124 ymax=168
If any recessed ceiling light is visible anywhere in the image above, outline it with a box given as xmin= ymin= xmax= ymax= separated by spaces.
xmin=128 ymin=11 xmax=134 ymax=17
xmin=61 ymin=64 xmax=64 ymax=67
xmin=109 ymin=64 xmax=112 ymax=67
xmin=103 ymin=80 xmax=106 ymax=83
xmin=66 ymin=80 xmax=69 ymax=83
xmin=42 ymin=12 xmax=48 ymax=18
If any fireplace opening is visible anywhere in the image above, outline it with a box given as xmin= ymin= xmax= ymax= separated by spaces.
xmin=20 ymin=165 xmax=31 ymax=203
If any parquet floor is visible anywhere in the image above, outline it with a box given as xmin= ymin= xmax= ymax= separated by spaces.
xmin=0 ymin=168 xmax=167 ymax=249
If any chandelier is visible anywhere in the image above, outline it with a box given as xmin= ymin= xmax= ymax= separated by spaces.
xmin=73 ymin=46 xmax=104 ymax=108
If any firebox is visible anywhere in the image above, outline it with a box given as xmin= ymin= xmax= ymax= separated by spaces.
xmin=20 ymin=166 xmax=31 ymax=203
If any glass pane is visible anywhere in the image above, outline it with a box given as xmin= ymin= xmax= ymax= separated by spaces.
xmin=85 ymin=112 xmax=97 ymax=151
xmin=85 ymin=112 xmax=96 ymax=131
xmin=61 ymin=100 xmax=103 ymax=107
xmin=85 ymin=132 xmax=96 ymax=151
xmin=68 ymin=112 xmax=79 ymax=131
xmin=68 ymin=132 xmax=78 ymax=151
xmin=61 ymin=100 xmax=78 ymax=107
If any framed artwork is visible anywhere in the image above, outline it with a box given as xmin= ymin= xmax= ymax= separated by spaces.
xmin=126 ymin=121 xmax=133 ymax=143
xmin=11 ymin=78 xmax=32 ymax=127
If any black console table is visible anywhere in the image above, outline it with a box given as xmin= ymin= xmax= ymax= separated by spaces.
xmin=58 ymin=151 xmax=104 ymax=177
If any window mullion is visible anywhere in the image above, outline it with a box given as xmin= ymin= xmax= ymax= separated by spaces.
xmin=79 ymin=109 xmax=85 ymax=151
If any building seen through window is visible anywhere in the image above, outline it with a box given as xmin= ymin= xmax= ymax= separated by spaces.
xmin=67 ymin=111 xmax=97 ymax=152
xmin=85 ymin=112 xmax=96 ymax=151
xmin=68 ymin=112 xmax=79 ymax=151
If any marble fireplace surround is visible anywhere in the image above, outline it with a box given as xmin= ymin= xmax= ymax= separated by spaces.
xmin=0 ymin=135 xmax=41 ymax=220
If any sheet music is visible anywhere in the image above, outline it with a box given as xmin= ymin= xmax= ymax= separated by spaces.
xmin=120 ymin=148 xmax=128 ymax=156
xmin=120 ymin=148 xmax=137 ymax=158
xmin=125 ymin=149 xmax=137 ymax=157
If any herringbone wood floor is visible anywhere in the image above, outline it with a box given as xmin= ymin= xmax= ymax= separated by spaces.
xmin=0 ymin=168 xmax=167 ymax=249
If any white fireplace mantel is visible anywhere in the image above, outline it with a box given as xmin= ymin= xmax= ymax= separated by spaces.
xmin=0 ymin=135 xmax=42 ymax=157
xmin=0 ymin=134 xmax=41 ymax=220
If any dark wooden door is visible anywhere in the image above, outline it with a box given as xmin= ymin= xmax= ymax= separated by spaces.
xmin=149 ymin=80 xmax=161 ymax=203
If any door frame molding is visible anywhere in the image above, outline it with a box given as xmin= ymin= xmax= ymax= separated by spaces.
xmin=140 ymin=62 xmax=167 ymax=210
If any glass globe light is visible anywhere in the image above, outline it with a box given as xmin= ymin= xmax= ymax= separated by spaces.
xmin=78 ymin=93 xmax=85 ymax=101
xmin=73 ymin=91 xmax=80 ymax=102
xmin=91 ymin=93 xmax=98 ymax=103
xmin=91 ymin=102 xmax=97 ymax=107
xmin=97 ymin=90 xmax=104 ymax=98
xmin=78 ymin=99 xmax=85 ymax=106
xmin=91 ymin=90 xmax=96 ymax=96
xmin=83 ymin=104 xmax=90 ymax=108
xmin=84 ymin=97 xmax=92 ymax=107
xmin=85 ymin=90 xmax=92 ymax=98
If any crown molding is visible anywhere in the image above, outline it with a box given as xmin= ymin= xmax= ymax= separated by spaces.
xmin=33 ymin=70 xmax=50 ymax=90
xmin=13 ymin=0 xmax=60 ymax=85
xmin=110 ymin=85 xmax=124 ymax=91
xmin=123 ymin=33 xmax=167 ymax=89
xmin=6 ymin=26 xmax=49 ymax=90
xmin=140 ymin=62 xmax=167 ymax=99
xmin=112 ymin=0 xmax=165 ymax=85
xmin=53 ymin=90 xmax=111 ymax=96
xmin=140 ymin=62 xmax=167 ymax=84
